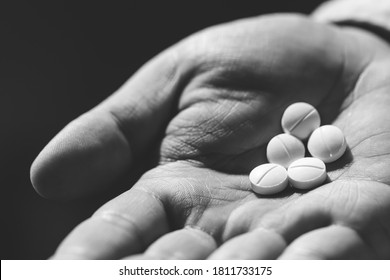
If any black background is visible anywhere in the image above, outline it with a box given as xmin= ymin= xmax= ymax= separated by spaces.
xmin=1 ymin=0 xmax=325 ymax=259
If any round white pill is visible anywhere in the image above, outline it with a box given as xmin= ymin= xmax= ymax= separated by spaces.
xmin=281 ymin=102 xmax=321 ymax=140
xmin=307 ymin=125 xmax=347 ymax=163
xmin=287 ymin=157 xmax=327 ymax=189
xmin=249 ymin=163 xmax=288 ymax=195
xmin=266 ymin=133 xmax=305 ymax=168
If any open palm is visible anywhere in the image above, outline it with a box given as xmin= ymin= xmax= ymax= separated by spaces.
xmin=31 ymin=14 xmax=390 ymax=259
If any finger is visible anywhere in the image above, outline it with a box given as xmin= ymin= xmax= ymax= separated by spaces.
xmin=279 ymin=225 xmax=376 ymax=259
xmin=221 ymin=191 xmax=333 ymax=259
xmin=51 ymin=185 xmax=169 ymax=259
xmin=122 ymin=254 xmax=159 ymax=260
xmin=208 ymin=228 xmax=286 ymax=259
xmin=30 ymin=48 xmax=183 ymax=199
xmin=126 ymin=227 xmax=217 ymax=260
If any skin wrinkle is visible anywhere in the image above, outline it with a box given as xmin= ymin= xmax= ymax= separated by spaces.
xmin=220 ymin=184 xmax=318 ymax=244
xmin=217 ymin=101 xmax=241 ymax=130
xmin=162 ymin=118 xmax=233 ymax=164
xmin=334 ymin=165 xmax=388 ymax=187
xmin=163 ymin=101 xmax=223 ymax=152
xmin=164 ymin=72 xmax=334 ymax=173
xmin=350 ymin=131 xmax=390 ymax=150
xmin=93 ymin=210 xmax=148 ymax=250
xmin=323 ymin=29 xmax=351 ymax=109
xmin=296 ymin=26 xmax=346 ymax=119
xmin=144 ymin=227 xmax=217 ymax=259
xmin=107 ymin=49 xmax=182 ymax=147
xmin=345 ymin=181 xmax=360 ymax=215
xmin=352 ymin=59 xmax=384 ymax=96
xmin=154 ymin=22 xmax=388 ymax=258
xmin=204 ymin=169 xmax=220 ymax=199
xmin=180 ymin=224 xmax=219 ymax=249
xmin=216 ymin=98 xmax=274 ymax=144
xmin=328 ymin=162 xmax=353 ymax=180
xmin=42 ymin=15 xmax=390 ymax=260
xmin=201 ymin=103 xmax=238 ymax=141
xmin=133 ymin=186 xmax=166 ymax=211
xmin=360 ymin=183 xmax=390 ymax=254
xmin=199 ymin=85 xmax=275 ymax=120
xmin=178 ymin=22 xmax=310 ymax=135
xmin=337 ymin=48 xmax=373 ymax=113
xmin=188 ymin=181 xmax=247 ymax=206
xmin=259 ymin=194 xmax=332 ymax=237
xmin=253 ymin=216 xmax=298 ymax=246
xmin=161 ymin=98 xmax=278 ymax=173
xmin=330 ymin=86 xmax=390 ymax=182
xmin=164 ymin=91 xmax=386 ymax=255
xmin=95 ymin=186 xmax=171 ymax=250
xmin=162 ymin=55 xmax=305 ymax=167
xmin=339 ymin=75 xmax=370 ymax=113
xmin=135 ymin=175 xmax=191 ymax=231
xmin=364 ymin=151 xmax=390 ymax=158
xmin=329 ymin=224 xmax=378 ymax=259
xmin=351 ymin=160 xmax=390 ymax=186
xmin=166 ymin=189 xmax=194 ymax=228
xmin=250 ymin=226 xmax=288 ymax=248
xmin=325 ymin=181 xmax=390 ymax=258
xmin=178 ymin=67 xmax=239 ymax=111
xmin=174 ymin=177 xmax=209 ymax=226
xmin=322 ymin=180 xmax=359 ymax=213
xmin=360 ymin=81 xmax=390 ymax=98
xmin=188 ymin=184 xmax=235 ymax=232
xmin=316 ymin=30 xmax=383 ymax=133
xmin=287 ymin=224 xmax=376 ymax=259
xmin=106 ymin=111 xmax=132 ymax=158
xmin=178 ymin=173 xmax=252 ymax=241
xmin=178 ymin=30 xmax=274 ymax=100
xmin=161 ymin=129 xmax=203 ymax=162
xmin=183 ymin=79 xmax=274 ymax=111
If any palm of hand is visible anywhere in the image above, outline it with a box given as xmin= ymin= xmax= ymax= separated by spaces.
xmin=33 ymin=15 xmax=390 ymax=259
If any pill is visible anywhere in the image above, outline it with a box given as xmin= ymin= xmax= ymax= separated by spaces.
xmin=287 ymin=157 xmax=327 ymax=189
xmin=281 ymin=102 xmax=321 ymax=140
xmin=307 ymin=125 xmax=347 ymax=163
xmin=266 ymin=133 xmax=305 ymax=168
xmin=249 ymin=163 xmax=288 ymax=195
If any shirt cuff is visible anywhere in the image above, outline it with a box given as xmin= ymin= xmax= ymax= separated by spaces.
xmin=312 ymin=0 xmax=390 ymax=41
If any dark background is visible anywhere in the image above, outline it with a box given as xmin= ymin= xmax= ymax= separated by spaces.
xmin=1 ymin=0 xmax=325 ymax=259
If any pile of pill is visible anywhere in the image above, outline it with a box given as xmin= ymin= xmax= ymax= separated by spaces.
xmin=249 ymin=102 xmax=347 ymax=195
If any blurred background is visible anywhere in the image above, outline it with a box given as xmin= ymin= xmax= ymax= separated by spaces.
xmin=1 ymin=0 xmax=325 ymax=259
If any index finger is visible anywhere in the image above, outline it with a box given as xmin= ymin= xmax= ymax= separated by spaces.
xmin=52 ymin=182 xmax=169 ymax=259
xmin=31 ymin=47 xmax=183 ymax=199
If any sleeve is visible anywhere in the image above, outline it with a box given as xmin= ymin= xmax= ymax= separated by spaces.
xmin=312 ymin=0 xmax=390 ymax=41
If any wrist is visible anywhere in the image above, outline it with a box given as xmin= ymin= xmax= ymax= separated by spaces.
xmin=312 ymin=0 xmax=390 ymax=44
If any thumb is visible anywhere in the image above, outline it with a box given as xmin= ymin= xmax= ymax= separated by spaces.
xmin=30 ymin=48 xmax=185 ymax=199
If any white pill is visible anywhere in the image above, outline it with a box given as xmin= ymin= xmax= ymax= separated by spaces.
xmin=281 ymin=102 xmax=321 ymax=140
xmin=249 ymin=163 xmax=288 ymax=195
xmin=266 ymin=133 xmax=305 ymax=168
xmin=308 ymin=125 xmax=347 ymax=163
xmin=287 ymin=157 xmax=327 ymax=189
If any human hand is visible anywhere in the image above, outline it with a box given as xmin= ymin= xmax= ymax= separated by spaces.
xmin=31 ymin=14 xmax=390 ymax=259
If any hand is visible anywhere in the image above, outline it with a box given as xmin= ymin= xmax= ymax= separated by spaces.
xmin=31 ymin=14 xmax=390 ymax=259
